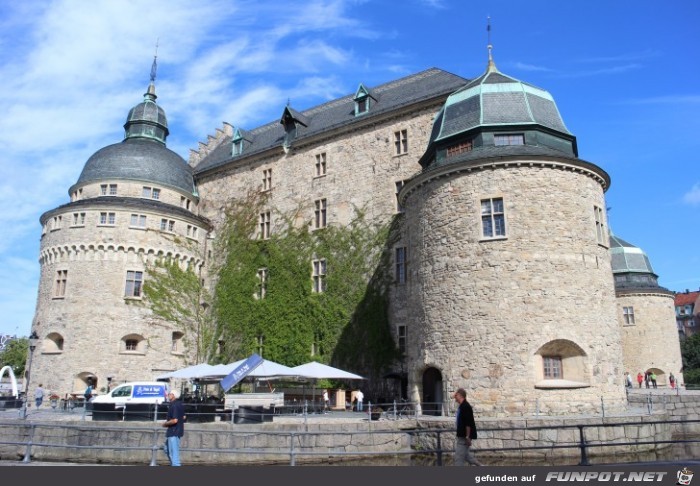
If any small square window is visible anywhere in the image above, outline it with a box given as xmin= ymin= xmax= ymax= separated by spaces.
xmin=543 ymin=356 xmax=562 ymax=379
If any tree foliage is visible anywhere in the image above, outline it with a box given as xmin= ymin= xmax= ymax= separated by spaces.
xmin=213 ymin=190 xmax=400 ymax=377
xmin=142 ymin=253 xmax=214 ymax=364
xmin=681 ymin=333 xmax=700 ymax=384
xmin=0 ymin=337 xmax=28 ymax=376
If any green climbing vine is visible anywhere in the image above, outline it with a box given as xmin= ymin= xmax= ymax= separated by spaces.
xmin=212 ymin=190 xmax=401 ymax=377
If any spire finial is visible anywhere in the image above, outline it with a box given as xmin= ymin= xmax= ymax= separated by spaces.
xmin=486 ymin=16 xmax=497 ymax=72
xmin=150 ymin=39 xmax=159 ymax=83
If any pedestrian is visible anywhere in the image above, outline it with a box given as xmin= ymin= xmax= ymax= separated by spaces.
xmin=636 ymin=372 xmax=644 ymax=388
xmin=323 ymin=389 xmax=330 ymax=412
xmin=35 ymin=384 xmax=45 ymax=408
xmin=355 ymin=389 xmax=364 ymax=412
xmin=669 ymin=373 xmax=676 ymax=389
xmin=453 ymin=388 xmax=482 ymax=466
xmin=644 ymin=372 xmax=650 ymax=389
xmin=84 ymin=381 xmax=93 ymax=403
xmin=624 ymin=372 xmax=632 ymax=388
xmin=162 ymin=390 xmax=185 ymax=466
xmin=650 ymin=372 xmax=657 ymax=389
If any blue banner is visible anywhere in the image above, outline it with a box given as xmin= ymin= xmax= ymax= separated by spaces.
xmin=220 ymin=354 xmax=264 ymax=392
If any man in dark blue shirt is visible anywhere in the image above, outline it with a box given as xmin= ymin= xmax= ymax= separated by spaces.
xmin=454 ymin=388 xmax=482 ymax=466
xmin=163 ymin=390 xmax=185 ymax=466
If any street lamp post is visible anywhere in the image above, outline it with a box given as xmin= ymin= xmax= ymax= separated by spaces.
xmin=20 ymin=331 xmax=39 ymax=419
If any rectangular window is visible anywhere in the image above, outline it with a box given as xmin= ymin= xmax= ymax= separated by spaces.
xmin=72 ymin=213 xmax=86 ymax=226
xmin=312 ymin=258 xmax=327 ymax=293
xmin=54 ymin=270 xmax=67 ymax=298
xmin=125 ymin=340 xmax=138 ymax=351
xmin=109 ymin=184 xmax=117 ymax=195
xmin=395 ymin=180 xmax=406 ymax=213
xmin=481 ymin=198 xmax=506 ymax=238
xmin=142 ymin=186 xmax=160 ymax=199
xmin=494 ymin=134 xmax=524 ymax=146
xmin=259 ymin=211 xmax=271 ymax=239
xmin=314 ymin=199 xmax=327 ymax=229
xmin=51 ymin=216 xmax=62 ymax=230
xmin=256 ymin=268 xmax=268 ymax=300
xmin=623 ymin=306 xmax=635 ymax=325
xmin=130 ymin=214 xmax=147 ymax=228
xmin=395 ymin=247 xmax=407 ymax=284
xmin=186 ymin=225 xmax=198 ymax=239
xmin=125 ymin=270 xmax=143 ymax=298
xmin=315 ymin=153 xmax=327 ymax=177
xmin=262 ymin=168 xmax=272 ymax=191
xmin=446 ymin=140 xmax=473 ymax=158
xmin=180 ymin=196 xmax=191 ymax=210
xmin=594 ymin=205 xmax=607 ymax=246
xmin=160 ymin=219 xmax=175 ymax=232
xmin=543 ymin=356 xmax=562 ymax=379
xmin=394 ymin=129 xmax=408 ymax=155
xmin=100 ymin=184 xmax=108 ymax=195
xmin=398 ymin=325 xmax=407 ymax=354
xmin=99 ymin=212 xmax=116 ymax=225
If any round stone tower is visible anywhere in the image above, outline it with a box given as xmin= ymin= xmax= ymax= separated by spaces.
xmin=611 ymin=234 xmax=684 ymax=386
xmin=398 ymin=54 xmax=627 ymax=417
xmin=30 ymin=71 xmax=211 ymax=397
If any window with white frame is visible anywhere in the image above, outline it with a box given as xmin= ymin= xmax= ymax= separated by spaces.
xmin=72 ymin=212 xmax=86 ymax=226
xmin=160 ymin=218 xmax=175 ymax=232
xmin=314 ymin=199 xmax=327 ymax=229
xmin=543 ymin=356 xmax=563 ymax=379
xmin=594 ymin=205 xmax=607 ymax=246
xmin=315 ymin=153 xmax=327 ymax=177
xmin=109 ymin=184 xmax=117 ymax=195
xmin=100 ymin=184 xmax=108 ymax=195
xmin=494 ymin=134 xmax=524 ymax=146
xmin=394 ymin=129 xmax=408 ymax=155
xmin=99 ymin=212 xmax=116 ymax=225
xmin=187 ymin=225 xmax=198 ymax=239
xmin=312 ymin=258 xmax=327 ymax=293
xmin=125 ymin=270 xmax=143 ymax=298
xmin=395 ymin=247 xmax=407 ymax=284
xmin=395 ymin=180 xmax=406 ymax=213
xmin=130 ymin=214 xmax=147 ymax=228
xmin=256 ymin=268 xmax=268 ymax=300
xmin=259 ymin=211 xmax=271 ymax=239
xmin=623 ymin=306 xmax=635 ymax=325
xmin=263 ymin=169 xmax=272 ymax=191
xmin=481 ymin=198 xmax=506 ymax=238
xmin=54 ymin=270 xmax=67 ymax=298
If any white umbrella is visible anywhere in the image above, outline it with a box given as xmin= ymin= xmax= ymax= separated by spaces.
xmin=211 ymin=359 xmax=298 ymax=379
xmin=291 ymin=362 xmax=365 ymax=380
xmin=155 ymin=363 xmax=218 ymax=380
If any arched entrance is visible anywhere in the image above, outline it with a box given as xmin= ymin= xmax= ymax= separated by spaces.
xmin=422 ymin=367 xmax=443 ymax=416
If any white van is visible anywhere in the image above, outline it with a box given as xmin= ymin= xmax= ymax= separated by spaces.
xmin=91 ymin=381 xmax=169 ymax=409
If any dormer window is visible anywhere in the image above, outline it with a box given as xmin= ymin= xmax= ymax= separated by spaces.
xmin=231 ymin=127 xmax=250 ymax=156
xmin=280 ymin=106 xmax=309 ymax=148
xmin=353 ymin=83 xmax=375 ymax=116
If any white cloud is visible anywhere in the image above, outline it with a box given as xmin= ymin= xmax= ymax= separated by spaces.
xmin=683 ymin=183 xmax=700 ymax=205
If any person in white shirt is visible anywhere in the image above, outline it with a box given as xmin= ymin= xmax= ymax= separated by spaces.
xmin=356 ymin=390 xmax=364 ymax=411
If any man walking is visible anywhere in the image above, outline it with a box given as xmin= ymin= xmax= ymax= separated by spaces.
xmin=163 ymin=390 xmax=185 ymax=466
xmin=453 ymin=388 xmax=482 ymax=466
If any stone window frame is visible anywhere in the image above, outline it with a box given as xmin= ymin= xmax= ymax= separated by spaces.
xmin=395 ymin=246 xmax=407 ymax=284
xmin=312 ymin=258 xmax=327 ymax=293
xmin=160 ymin=218 xmax=175 ymax=233
xmin=142 ymin=186 xmax=161 ymax=200
xmin=315 ymin=152 xmax=327 ymax=178
xmin=534 ymin=339 xmax=589 ymax=389
xmin=124 ymin=270 xmax=144 ymax=299
xmin=397 ymin=325 xmax=407 ymax=354
xmin=186 ymin=224 xmax=198 ymax=240
xmin=129 ymin=214 xmax=147 ymax=229
xmin=259 ymin=211 xmax=271 ymax=240
xmin=395 ymin=180 xmax=406 ymax=213
xmin=394 ymin=129 xmax=408 ymax=156
xmin=623 ymin=306 xmax=636 ymax=326
xmin=255 ymin=267 xmax=268 ymax=300
xmin=42 ymin=332 xmax=64 ymax=354
xmin=120 ymin=334 xmax=146 ymax=355
xmin=53 ymin=269 xmax=68 ymax=299
xmin=262 ymin=168 xmax=272 ymax=191
xmin=99 ymin=212 xmax=116 ymax=226
xmin=594 ymin=205 xmax=608 ymax=247
xmin=71 ymin=212 xmax=86 ymax=227
xmin=314 ymin=198 xmax=327 ymax=229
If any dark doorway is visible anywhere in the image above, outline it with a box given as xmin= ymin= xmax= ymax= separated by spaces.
xmin=422 ymin=367 xmax=443 ymax=416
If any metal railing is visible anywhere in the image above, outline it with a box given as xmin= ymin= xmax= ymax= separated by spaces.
xmin=1 ymin=416 xmax=699 ymax=466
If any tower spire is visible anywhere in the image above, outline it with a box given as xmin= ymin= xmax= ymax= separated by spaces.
xmin=486 ymin=16 xmax=497 ymax=72
xmin=146 ymin=39 xmax=159 ymax=101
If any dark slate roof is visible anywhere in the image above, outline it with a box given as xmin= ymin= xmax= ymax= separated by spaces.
xmin=72 ymin=139 xmax=195 ymax=195
xmin=40 ymin=196 xmax=210 ymax=228
xmin=193 ymin=68 xmax=468 ymax=175
xmin=609 ymin=234 xmax=656 ymax=274
xmin=430 ymin=68 xmax=571 ymax=144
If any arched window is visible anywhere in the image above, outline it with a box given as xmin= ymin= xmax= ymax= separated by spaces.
xmin=120 ymin=334 xmax=146 ymax=354
xmin=534 ymin=339 xmax=589 ymax=389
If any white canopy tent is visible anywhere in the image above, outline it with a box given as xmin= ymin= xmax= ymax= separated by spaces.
xmin=291 ymin=362 xmax=365 ymax=380
xmin=155 ymin=363 xmax=218 ymax=380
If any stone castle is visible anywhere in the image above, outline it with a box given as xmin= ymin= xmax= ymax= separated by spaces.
xmin=28 ymin=51 xmax=683 ymax=416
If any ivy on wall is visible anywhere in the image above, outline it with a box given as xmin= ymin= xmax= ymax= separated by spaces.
xmin=212 ymin=191 xmax=401 ymax=377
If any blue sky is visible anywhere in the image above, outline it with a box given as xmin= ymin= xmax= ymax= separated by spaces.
xmin=0 ymin=0 xmax=698 ymax=337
